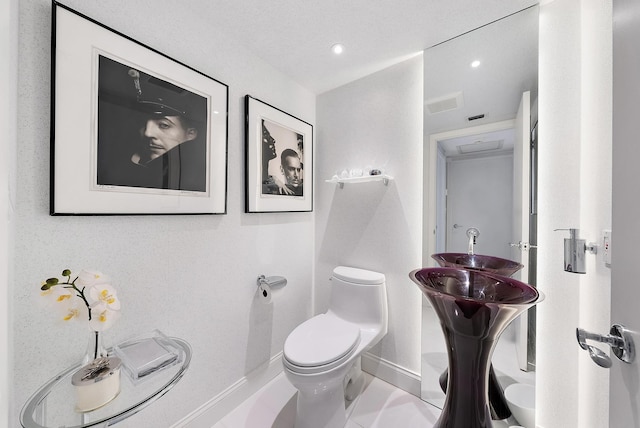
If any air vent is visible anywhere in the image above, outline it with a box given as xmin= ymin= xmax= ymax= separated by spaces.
xmin=457 ymin=139 xmax=504 ymax=155
xmin=425 ymin=91 xmax=464 ymax=114
xmin=468 ymin=114 xmax=485 ymax=121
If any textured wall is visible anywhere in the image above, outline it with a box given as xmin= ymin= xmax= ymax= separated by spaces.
xmin=13 ymin=1 xmax=315 ymax=426
xmin=2 ymin=0 xmax=19 ymax=426
xmin=537 ymin=0 xmax=612 ymax=426
xmin=446 ymin=154 xmax=514 ymax=259
xmin=315 ymin=56 xmax=424 ymax=375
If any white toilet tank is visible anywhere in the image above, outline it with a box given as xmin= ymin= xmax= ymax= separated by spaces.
xmin=328 ymin=266 xmax=388 ymax=329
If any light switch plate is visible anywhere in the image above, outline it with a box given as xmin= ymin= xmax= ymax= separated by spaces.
xmin=603 ymin=230 xmax=612 ymax=266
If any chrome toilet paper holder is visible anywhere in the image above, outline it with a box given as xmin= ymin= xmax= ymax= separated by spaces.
xmin=256 ymin=275 xmax=287 ymax=302
xmin=257 ymin=275 xmax=287 ymax=289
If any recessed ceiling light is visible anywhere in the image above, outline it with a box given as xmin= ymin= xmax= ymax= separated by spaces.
xmin=471 ymin=60 xmax=481 ymax=68
xmin=331 ymin=43 xmax=344 ymax=55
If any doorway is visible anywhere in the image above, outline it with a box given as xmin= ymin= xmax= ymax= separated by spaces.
xmin=423 ymin=120 xmax=533 ymax=406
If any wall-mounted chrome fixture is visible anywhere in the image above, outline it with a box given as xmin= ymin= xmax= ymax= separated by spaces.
xmin=576 ymin=324 xmax=635 ymax=368
xmin=257 ymin=275 xmax=287 ymax=289
xmin=554 ymin=228 xmax=597 ymax=274
xmin=256 ymin=275 xmax=287 ymax=304
xmin=466 ymin=227 xmax=480 ymax=255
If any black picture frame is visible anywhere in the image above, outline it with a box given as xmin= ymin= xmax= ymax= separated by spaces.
xmin=51 ymin=2 xmax=228 ymax=215
xmin=245 ymin=95 xmax=313 ymax=213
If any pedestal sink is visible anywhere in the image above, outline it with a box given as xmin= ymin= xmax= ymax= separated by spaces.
xmin=430 ymin=253 xmax=525 ymax=420
xmin=431 ymin=253 xmax=524 ymax=277
xmin=410 ymin=267 xmax=542 ymax=428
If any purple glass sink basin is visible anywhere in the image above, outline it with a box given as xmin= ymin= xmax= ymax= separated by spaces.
xmin=409 ymin=267 xmax=542 ymax=428
xmin=411 ymin=266 xmax=538 ymax=304
xmin=431 ymin=252 xmax=524 ymax=277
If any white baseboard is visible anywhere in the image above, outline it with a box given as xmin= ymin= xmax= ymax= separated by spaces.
xmin=170 ymin=352 xmax=284 ymax=428
xmin=171 ymin=351 xmax=422 ymax=428
xmin=361 ymin=352 xmax=421 ymax=397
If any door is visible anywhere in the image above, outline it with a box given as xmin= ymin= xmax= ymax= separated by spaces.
xmin=611 ymin=0 xmax=640 ymax=424
xmin=446 ymin=154 xmax=514 ymax=258
xmin=511 ymin=90 xmax=531 ymax=282
xmin=511 ymin=91 xmax=532 ymax=371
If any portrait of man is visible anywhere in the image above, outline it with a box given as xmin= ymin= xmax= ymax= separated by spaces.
xmin=279 ymin=148 xmax=303 ymax=196
xmin=260 ymin=119 xmax=304 ymax=197
xmin=96 ymin=55 xmax=209 ymax=192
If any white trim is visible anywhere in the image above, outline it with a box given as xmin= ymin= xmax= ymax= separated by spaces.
xmin=361 ymin=352 xmax=421 ymax=398
xmin=171 ymin=350 xmax=422 ymax=427
xmin=170 ymin=352 xmax=284 ymax=428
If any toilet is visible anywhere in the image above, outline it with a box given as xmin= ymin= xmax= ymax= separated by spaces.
xmin=283 ymin=266 xmax=388 ymax=428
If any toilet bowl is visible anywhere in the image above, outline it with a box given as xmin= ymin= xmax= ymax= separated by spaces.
xmin=283 ymin=266 xmax=388 ymax=428
xmin=504 ymin=383 xmax=535 ymax=428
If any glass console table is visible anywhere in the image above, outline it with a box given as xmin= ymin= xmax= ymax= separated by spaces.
xmin=20 ymin=337 xmax=192 ymax=428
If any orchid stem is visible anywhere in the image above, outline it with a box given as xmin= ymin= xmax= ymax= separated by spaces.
xmin=61 ymin=276 xmax=93 ymax=320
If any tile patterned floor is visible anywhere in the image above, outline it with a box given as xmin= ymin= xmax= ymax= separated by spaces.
xmin=211 ymin=372 xmax=525 ymax=428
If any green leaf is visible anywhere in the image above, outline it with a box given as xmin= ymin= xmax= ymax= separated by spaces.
xmin=62 ymin=269 xmax=71 ymax=276
xmin=40 ymin=284 xmax=51 ymax=291
xmin=45 ymin=278 xmax=59 ymax=285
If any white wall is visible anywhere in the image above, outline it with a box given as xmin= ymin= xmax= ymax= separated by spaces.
xmin=537 ymin=0 xmax=612 ymax=427
xmin=446 ymin=154 xmax=514 ymax=259
xmin=315 ymin=56 xmax=424 ymax=378
xmin=13 ymin=1 xmax=315 ymax=426
xmin=577 ymin=0 xmax=612 ymax=426
xmin=1 ymin=0 xmax=18 ymax=426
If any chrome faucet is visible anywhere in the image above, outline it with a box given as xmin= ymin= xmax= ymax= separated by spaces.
xmin=466 ymin=227 xmax=480 ymax=255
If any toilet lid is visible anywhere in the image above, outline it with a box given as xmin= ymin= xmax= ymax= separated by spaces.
xmin=284 ymin=314 xmax=360 ymax=367
xmin=333 ymin=266 xmax=385 ymax=285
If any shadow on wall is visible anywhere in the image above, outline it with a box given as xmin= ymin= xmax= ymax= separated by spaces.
xmin=245 ymin=286 xmax=274 ymax=374
xmin=316 ymin=181 xmax=422 ymax=375
xmin=317 ymin=182 xmax=386 ymax=266
xmin=317 ymin=181 xmax=415 ymax=270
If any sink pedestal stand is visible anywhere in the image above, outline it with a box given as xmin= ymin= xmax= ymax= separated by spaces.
xmin=410 ymin=268 xmax=542 ymax=428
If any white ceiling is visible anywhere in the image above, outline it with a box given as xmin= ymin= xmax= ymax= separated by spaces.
xmin=200 ymin=0 xmax=540 ymax=155
xmin=67 ymin=0 xmax=539 ymax=149
xmin=425 ymin=5 xmax=539 ymax=155
xmin=181 ymin=0 xmax=539 ymax=94
xmin=439 ymin=128 xmax=516 ymax=158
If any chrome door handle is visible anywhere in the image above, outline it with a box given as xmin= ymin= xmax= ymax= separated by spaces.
xmin=576 ymin=324 xmax=635 ymax=368
xmin=453 ymin=223 xmax=463 ymax=229
xmin=509 ymin=241 xmax=538 ymax=251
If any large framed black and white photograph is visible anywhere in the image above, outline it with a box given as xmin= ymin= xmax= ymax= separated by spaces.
xmin=51 ymin=3 xmax=228 ymax=215
xmin=245 ymin=95 xmax=313 ymax=213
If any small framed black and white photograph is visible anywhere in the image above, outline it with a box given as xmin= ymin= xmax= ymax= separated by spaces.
xmin=245 ymin=95 xmax=313 ymax=213
xmin=51 ymin=2 xmax=228 ymax=215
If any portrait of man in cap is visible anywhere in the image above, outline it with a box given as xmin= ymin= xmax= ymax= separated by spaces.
xmin=96 ymin=55 xmax=208 ymax=192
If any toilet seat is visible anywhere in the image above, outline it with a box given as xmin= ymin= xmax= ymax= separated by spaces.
xmin=284 ymin=314 xmax=360 ymax=374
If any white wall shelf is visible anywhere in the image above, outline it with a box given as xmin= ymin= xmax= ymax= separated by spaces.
xmin=325 ymin=174 xmax=393 ymax=189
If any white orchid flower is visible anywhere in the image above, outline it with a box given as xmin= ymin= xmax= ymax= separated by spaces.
xmin=46 ymin=285 xmax=89 ymax=323
xmin=86 ymin=283 xmax=121 ymax=311
xmin=89 ymin=306 xmax=121 ymax=331
xmin=86 ymin=282 xmax=121 ymax=331
xmin=76 ymin=270 xmax=111 ymax=288
xmin=40 ymin=269 xmax=121 ymax=331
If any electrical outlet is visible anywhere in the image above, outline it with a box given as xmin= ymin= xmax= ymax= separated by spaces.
xmin=603 ymin=230 xmax=612 ymax=266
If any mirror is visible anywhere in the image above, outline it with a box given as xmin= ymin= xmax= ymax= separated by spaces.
xmin=421 ymin=4 xmax=539 ymax=423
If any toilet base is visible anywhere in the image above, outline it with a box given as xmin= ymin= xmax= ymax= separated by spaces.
xmin=344 ymin=357 xmax=364 ymax=402
xmin=285 ymin=359 xmax=355 ymax=428
xmin=293 ymin=378 xmax=346 ymax=428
